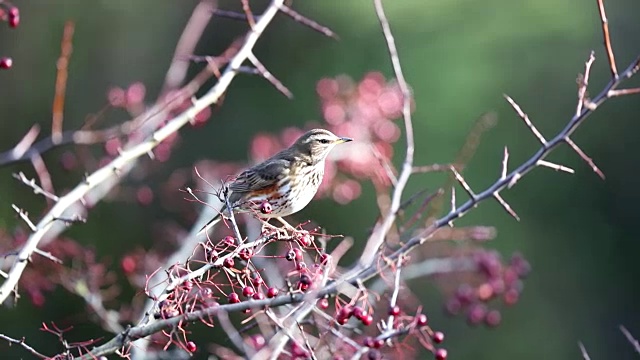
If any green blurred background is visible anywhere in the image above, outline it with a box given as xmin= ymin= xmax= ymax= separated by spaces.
xmin=1 ymin=0 xmax=640 ymax=359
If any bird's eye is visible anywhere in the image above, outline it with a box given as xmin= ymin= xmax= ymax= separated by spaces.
xmin=318 ymin=139 xmax=330 ymax=144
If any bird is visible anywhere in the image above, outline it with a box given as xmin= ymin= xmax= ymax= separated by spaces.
xmin=200 ymin=128 xmax=352 ymax=234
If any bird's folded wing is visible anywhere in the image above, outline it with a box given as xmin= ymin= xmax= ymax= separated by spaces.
xmin=229 ymin=158 xmax=291 ymax=193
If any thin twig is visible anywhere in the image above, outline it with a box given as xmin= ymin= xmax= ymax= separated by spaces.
xmin=0 ymin=333 xmax=49 ymax=359
xmin=596 ymin=0 xmax=618 ymax=78
xmin=247 ymin=52 xmax=293 ymax=98
xmin=578 ymin=342 xmax=591 ymax=360
xmin=620 ymin=325 xmax=640 ymax=354
xmin=358 ymin=0 xmax=414 ymax=269
xmin=51 ymin=22 xmax=75 ymax=144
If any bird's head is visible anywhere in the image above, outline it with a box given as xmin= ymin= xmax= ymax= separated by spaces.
xmin=291 ymin=128 xmax=352 ymax=164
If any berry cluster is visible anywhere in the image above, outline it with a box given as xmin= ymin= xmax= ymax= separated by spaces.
xmin=0 ymin=2 xmax=19 ymax=69
xmin=444 ymin=250 xmax=531 ymax=327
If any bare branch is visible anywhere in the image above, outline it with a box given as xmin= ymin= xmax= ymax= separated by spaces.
xmin=279 ymin=4 xmax=338 ymax=39
xmin=578 ymin=342 xmax=591 ymax=360
xmin=596 ymin=0 xmax=618 ymax=78
xmin=0 ymin=333 xmax=49 ymax=359
xmin=247 ymin=52 xmax=294 ymax=98
xmin=161 ymin=0 xmax=217 ymax=95
xmin=358 ymin=0 xmax=415 ymax=269
xmin=51 ymin=21 xmax=75 ymax=144
xmin=13 ymin=172 xmax=60 ymax=202
xmin=503 ymin=95 xmax=547 ymax=146
xmin=564 ymin=136 xmax=605 ymax=179
xmin=620 ymin=325 xmax=640 ymax=355
xmin=0 ymin=0 xmax=288 ymax=305
xmin=576 ymin=51 xmax=596 ymax=116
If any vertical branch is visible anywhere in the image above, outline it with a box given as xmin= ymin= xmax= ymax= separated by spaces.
xmin=358 ymin=0 xmax=414 ymax=268
xmin=596 ymin=0 xmax=618 ymax=78
xmin=51 ymin=21 xmax=75 ymax=144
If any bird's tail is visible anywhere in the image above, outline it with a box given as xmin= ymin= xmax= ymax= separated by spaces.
xmin=198 ymin=211 xmax=223 ymax=235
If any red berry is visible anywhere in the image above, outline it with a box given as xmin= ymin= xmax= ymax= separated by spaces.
xmin=300 ymin=274 xmax=312 ymax=285
xmin=318 ymin=298 xmax=329 ymax=309
xmin=485 ymin=310 xmax=502 ymax=327
xmin=121 ymin=255 xmax=136 ymax=274
xmin=467 ymin=304 xmax=486 ymax=325
xmin=389 ymin=305 xmax=401 ymax=316
xmin=185 ymin=341 xmax=197 ymax=353
xmin=353 ymin=306 xmax=367 ymax=320
xmin=298 ymin=233 xmax=313 ymax=247
xmin=338 ymin=305 xmax=354 ymax=319
xmin=8 ymin=7 xmax=19 ymax=28
xmin=227 ymin=293 xmax=240 ymax=303
xmin=253 ymin=292 xmax=265 ymax=300
xmin=444 ymin=298 xmax=461 ymax=315
xmin=435 ymin=348 xmax=448 ymax=360
xmin=260 ymin=201 xmax=272 ymax=214
xmin=0 ymin=57 xmax=13 ymax=69
xmin=266 ymin=287 xmax=279 ymax=298
xmin=503 ymin=288 xmax=519 ymax=306
xmin=223 ymin=236 xmax=235 ymax=246
xmin=242 ymin=286 xmax=255 ymax=297
xmin=319 ymin=253 xmax=331 ymax=264
xmin=240 ymin=248 xmax=253 ymax=260
xmin=252 ymin=276 xmax=263 ymax=287
xmin=416 ymin=314 xmax=428 ymax=326
xmin=363 ymin=337 xmax=375 ymax=348
xmin=292 ymin=248 xmax=303 ymax=261
xmin=200 ymin=288 xmax=213 ymax=298
xmin=285 ymin=250 xmax=296 ymax=261
xmin=250 ymin=334 xmax=265 ymax=349
xmin=362 ymin=314 xmax=374 ymax=326
xmin=374 ymin=339 xmax=384 ymax=349
xmin=367 ymin=350 xmax=382 ymax=360
xmin=8 ymin=15 xmax=19 ymax=28
xmin=223 ymin=257 xmax=235 ymax=268
xmin=296 ymin=262 xmax=307 ymax=271
xmin=183 ymin=281 xmax=193 ymax=290
xmin=432 ymin=331 xmax=445 ymax=344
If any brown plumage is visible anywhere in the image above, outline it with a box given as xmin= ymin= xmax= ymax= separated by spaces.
xmin=200 ymin=129 xmax=352 ymax=233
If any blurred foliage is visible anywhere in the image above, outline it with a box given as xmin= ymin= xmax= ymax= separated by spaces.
xmin=0 ymin=0 xmax=639 ymax=359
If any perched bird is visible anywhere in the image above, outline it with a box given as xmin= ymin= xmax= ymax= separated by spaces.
xmin=200 ymin=129 xmax=352 ymax=233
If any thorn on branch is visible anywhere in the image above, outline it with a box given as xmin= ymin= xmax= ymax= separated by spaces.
xmin=503 ymin=95 xmax=548 ymax=146
xmin=564 ymin=137 xmax=605 ymax=179
xmin=246 ymin=53 xmax=293 ymax=98
xmin=212 ymin=9 xmax=255 ymax=21
xmin=449 ymin=165 xmax=477 ymax=202
xmin=536 ymin=160 xmax=575 ymax=174
xmin=279 ymin=5 xmax=339 ymax=39
xmin=619 ymin=325 xmax=640 ymax=355
xmin=608 ymin=87 xmax=640 ymax=97
xmin=578 ymin=342 xmax=591 ymax=360
xmin=576 ymin=51 xmax=596 ymax=116
xmin=493 ymin=193 xmax=520 ymax=221
xmin=501 ymin=147 xmax=509 ymax=180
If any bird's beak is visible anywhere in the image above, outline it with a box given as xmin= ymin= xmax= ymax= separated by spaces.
xmin=337 ymin=137 xmax=353 ymax=143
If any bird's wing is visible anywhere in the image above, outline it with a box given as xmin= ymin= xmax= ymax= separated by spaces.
xmin=229 ymin=158 xmax=290 ymax=194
